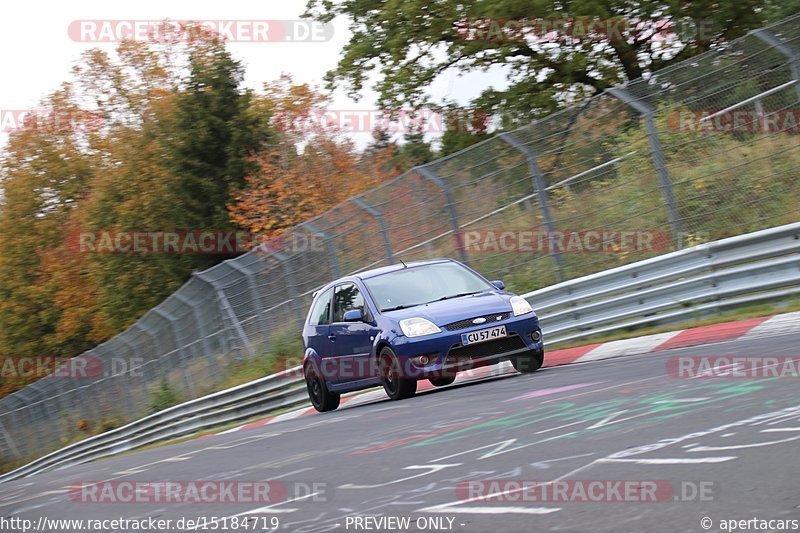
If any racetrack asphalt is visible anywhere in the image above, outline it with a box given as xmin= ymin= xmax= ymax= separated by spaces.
xmin=2 ymin=331 xmax=800 ymax=533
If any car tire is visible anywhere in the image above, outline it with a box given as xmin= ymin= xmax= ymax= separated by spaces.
xmin=305 ymin=364 xmax=340 ymax=412
xmin=429 ymin=375 xmax=456 ymax=387
xmin=379 ymin=347 xmax=417 ymax=400
xmin=511 ymin=349 xmax=544 ymax=373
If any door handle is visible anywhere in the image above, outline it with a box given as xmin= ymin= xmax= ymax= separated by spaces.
xmin=327 ymin=334 xmax=336 ymax=341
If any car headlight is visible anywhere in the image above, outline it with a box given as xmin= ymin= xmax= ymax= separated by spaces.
xmin=510 ymin=296 xmax=534 ymax=316
xmin=399 ymin=317 xmax=442 ymax=337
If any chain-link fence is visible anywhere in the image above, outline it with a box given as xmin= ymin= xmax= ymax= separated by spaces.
xmin=2 ymin=14 xmax=799 ymax=467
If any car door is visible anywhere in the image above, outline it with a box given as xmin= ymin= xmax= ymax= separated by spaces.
xmin=327 ymin=282 xmax=377 ymax=385
xmin=305 ymin=288 xmax=333 ymax=365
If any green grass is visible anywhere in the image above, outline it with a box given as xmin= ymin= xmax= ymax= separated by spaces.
xmin=212 ymin=330 xmax=304 ymax=392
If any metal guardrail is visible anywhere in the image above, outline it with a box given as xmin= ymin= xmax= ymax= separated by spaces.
xmin=523 ymin=222 xmax=800 ymax=345
xmin=0 ymin=367 xmax=306 ymax=483
xmin=2 ymin=222 xmax=799 ymax=483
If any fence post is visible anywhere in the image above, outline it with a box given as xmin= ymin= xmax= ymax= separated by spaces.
xmin=3 ymin=392 xmax=35 ymax=459
xmin=134 ymin=321 xmax=171 ymax=382
xmin=47 ymin=376 xmax=67 ymax=425
xmin=415 ymin=165 xmax=469 ymax=264
xmin=193 ymin=272 xmax=256 ymax=359
xmin=26 ymin=385 xmax=49 ymax=454
xmin=174 ymin=292 xmax=219 ymax=378
xmin=607 ymin=87 xmax=683 ymax=247
xmin=499 ymin=132 xmax=565 ymax=282
xmin=76 ymin=379 xmax=101 ymax=428
xmin=752 ymin=29 xmax=800 ymax=100
xmin=0 ymin=416 xmax=21 ymax=459
xmin=351 ymin=196 xmax=395 ymax=264
xmin=152 ymin=308 xmax=195 ymax=394
xmin=225 ymin=261 xmax=271 ymax=348
xmin=1 ymin=398 xmax=25 ymax=459
xmin=117 ymin=337 xmax=142 ymax=420
xmin=19 ymin=398 xmax=38 ymax=458
xmin=300 ymin=222 xmax=341 ymax=278
xmin=260 ymin=245 xmax=306 ymax=331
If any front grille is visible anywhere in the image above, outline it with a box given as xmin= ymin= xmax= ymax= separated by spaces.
xmin=446 ymin=334 xmax=526 ymax=363
xmin=444 ymin=312 xmax=510 ymax=331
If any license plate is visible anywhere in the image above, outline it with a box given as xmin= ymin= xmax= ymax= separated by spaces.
xmin=461 ymin=325 xmax=507 ymax=345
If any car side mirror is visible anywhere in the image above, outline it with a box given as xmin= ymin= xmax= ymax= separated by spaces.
xmin=343 ymin=309 xmax=364 ymax=322
xmin=491 ymin=280 xmax=505 ymax=290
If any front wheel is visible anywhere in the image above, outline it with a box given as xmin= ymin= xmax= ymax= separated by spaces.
xmin=511 ymin=350 xmax=543 ymax=374
xmin=379 ymin=347 xmax=417 ymax=400
xmin=305 ymin=364 xmax=340 ymax=412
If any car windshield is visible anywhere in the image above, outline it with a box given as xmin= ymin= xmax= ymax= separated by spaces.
xmin=363 ymin=262 xmax=494 ymax=312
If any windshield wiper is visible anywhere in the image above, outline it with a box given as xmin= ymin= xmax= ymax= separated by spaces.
xmin=382 ymin=291 xmax=483 ymax=311
xmin=382 ymin=303 xmax=423 ymax=312
xmin=435 ymin=291 xmax=483 ymax=302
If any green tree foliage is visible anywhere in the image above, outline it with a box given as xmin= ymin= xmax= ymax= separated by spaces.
xmin=398 ymin=124 xmax=435 ymax=166
xmin=438 ymin=103 xmax=493 ymax=157
xmin=764 ymin=0 xmax=800 ymax=21
xmin=161 ymin=38 xmax=268 ymax=231
xmin=305 ymin=0 xmax=771 ymax=125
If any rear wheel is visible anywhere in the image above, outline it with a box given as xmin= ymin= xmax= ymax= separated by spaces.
xmin=305 ymin=364 xmax=340 ymax=412
xmin=379 ymin=347 xmax=417 ymax=400
xmin=429 ymin=375 xmax=456 ymax=387
xmin=511 ymin=350 xmax=543 ymax=374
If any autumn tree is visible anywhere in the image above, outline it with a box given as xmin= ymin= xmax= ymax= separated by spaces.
xmin=0 ymin=88 xmax=97 ymax=359
xmin=77 ymin=30 xmax=269 ymax=330
xmin=0 ymin=26 xmax=272 ymax=374
xmin=228 ymin=76 xmax=398 ymax=240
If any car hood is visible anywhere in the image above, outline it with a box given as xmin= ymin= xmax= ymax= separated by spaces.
xmin=383 ymin=291 xmax=513 ymax=326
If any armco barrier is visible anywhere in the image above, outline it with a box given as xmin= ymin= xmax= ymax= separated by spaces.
xmin=0 ymin=367 xmax=306 ymax=482
xmin=1 ymin=222 xmax=799 ymax=482
xmin=526 ymin=222 xmax=800 ymax=345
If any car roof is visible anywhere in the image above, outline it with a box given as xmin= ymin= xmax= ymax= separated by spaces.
xmin=353 ymin=258 xmax=455 ymax=280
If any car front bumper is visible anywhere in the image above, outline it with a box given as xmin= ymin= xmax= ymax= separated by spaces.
xmin=389 ymin=312 xmax=543 ymax=379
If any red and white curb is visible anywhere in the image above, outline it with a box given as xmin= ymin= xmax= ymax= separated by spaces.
xmin=203 ymin=311 xmax=800 ymax=438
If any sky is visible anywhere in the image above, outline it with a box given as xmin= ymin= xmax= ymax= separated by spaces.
xmin=1 ymin=0 xmax=508 ymax=149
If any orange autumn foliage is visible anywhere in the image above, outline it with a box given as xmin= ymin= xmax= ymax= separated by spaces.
xmin=228 ymin=137 xmax=396 ymax=240
xmin=228 ymin=75 xmax=400 ymax=240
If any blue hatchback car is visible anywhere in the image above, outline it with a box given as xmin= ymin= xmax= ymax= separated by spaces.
xmin=302 ymin=258 xmax=544 ymax=411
